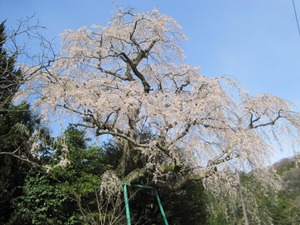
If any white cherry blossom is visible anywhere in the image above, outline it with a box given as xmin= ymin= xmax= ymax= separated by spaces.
xmin=18 ymin=8 xmax=300 ymax=189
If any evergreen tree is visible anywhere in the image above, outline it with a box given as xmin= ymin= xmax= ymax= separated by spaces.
xmin=0 ymin=21 xmax=22 ymax=108
xmin=0 ymin=20 xmax=39 ymax=224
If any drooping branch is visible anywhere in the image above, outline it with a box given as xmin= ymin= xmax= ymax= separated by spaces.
xmin=95 ymin=128 xmax=149 ymax=150
xmin=207 ymin=151 xmax=238 ymax=168
xmin=167 ymin=121 xmax=194 ymax=147
xmin=249 ymin=109 xmax=284 ymax=129
xmin=98 ymin=67 xmax=132 ymax=81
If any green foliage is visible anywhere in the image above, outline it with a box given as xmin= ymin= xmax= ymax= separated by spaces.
xmin=13 ymin=126 xmax=125 ymax=225
xmin=60 ymin=125 xmax=90 ymax=150
xmin=274 ymin=158 xmax=296 ymax=175
xmin=166 ymin=181 xmax=208 ymax=225
xmin=282 ymin=167 xmax=300 ymax=191
xmin=101 ymin=140 xmax=124 ymax=171
xmin=11 ymin=171 xmax=77 ymax=225
xmin=272 ymin=158 xmax=300 ymax=225
xmin=207 ymin=206 xmax=230 ymax=225
xmin=0 ymin=153 xmax=30 ymax=224
xmin=0 ymin=101 xmax=40 ymax=225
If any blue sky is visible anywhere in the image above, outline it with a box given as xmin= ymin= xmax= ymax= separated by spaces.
xmin=1 ymin=1 xmax=300 ymax=161
xmin=1 ymin=0 xmax=300 ymax=106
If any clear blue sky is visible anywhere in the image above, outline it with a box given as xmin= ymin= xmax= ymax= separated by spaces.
xmin=1 ymin=0 xmax=300 ymax=106
xmin=1 ymin=0 xmax=300 ymax=161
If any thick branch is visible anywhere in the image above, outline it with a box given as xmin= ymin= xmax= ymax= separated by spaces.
xmin=95 ymin=129 xmax=149 ymax=149
xmin=0 ymin=151 xmax=40 ymax=167
xmin=120 ymin=52 xmax=151 ymax=93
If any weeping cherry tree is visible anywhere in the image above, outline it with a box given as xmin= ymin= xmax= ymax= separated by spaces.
xmin=19 ymin=8 xmax=300 ymax=193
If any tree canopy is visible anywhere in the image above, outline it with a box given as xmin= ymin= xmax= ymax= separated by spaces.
xmin=18 ymin=8 xmax=300 ymax=192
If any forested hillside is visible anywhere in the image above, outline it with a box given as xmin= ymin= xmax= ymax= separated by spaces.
xmin=271 ymin=156 xmax=300 ymax=225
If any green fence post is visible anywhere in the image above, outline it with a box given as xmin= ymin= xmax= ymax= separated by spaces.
xmin=155 ymin=189 xmax=169 ymax=225
xmin=123 ymin=184 xmax=131 ymax=225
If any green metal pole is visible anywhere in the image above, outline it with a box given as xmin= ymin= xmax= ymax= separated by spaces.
xmin=123 ymin=184 xmax=131 ymax=225
xmin=131 ymin=184 xmax=153 ymax=189
xmin=123 ymin=183 xmax=169 ymax=225
xmin=155 ymin=190 xmax=169 ymax=225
